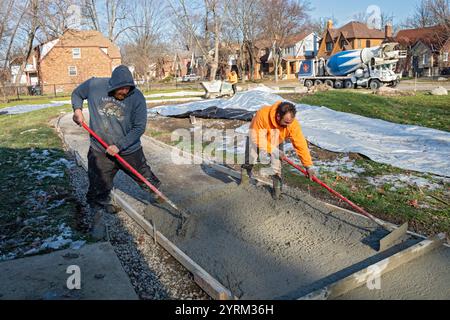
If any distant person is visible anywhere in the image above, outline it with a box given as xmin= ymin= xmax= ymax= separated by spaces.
xmin=241 ymin=101 xmax=316 ymax=199
xmin=71 ymin=65 xmax=161 ymax=237
xmin=227 ymin=70 xmax=238 ymax=95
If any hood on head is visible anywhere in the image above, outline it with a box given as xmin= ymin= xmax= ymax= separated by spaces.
xmin=108 ymin=65 xmax=136 ymax=95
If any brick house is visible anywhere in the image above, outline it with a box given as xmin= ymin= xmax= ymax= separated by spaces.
xmin=317 ymin=21 xmax=390 ymax=58
xmin=29 ymin=29 xmax=122 ymax=94
xmin=395 ymin=25 xmax=449 ymax=77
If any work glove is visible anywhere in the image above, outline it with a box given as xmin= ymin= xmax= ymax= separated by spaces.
xmin=305 ymin=167 xmax=317 ymax=182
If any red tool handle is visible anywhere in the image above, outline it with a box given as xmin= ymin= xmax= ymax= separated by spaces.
xmin=81 ymin=122 xmax=169 ymax=203
xmin=281 ymin=156 xmax=373 ymax=219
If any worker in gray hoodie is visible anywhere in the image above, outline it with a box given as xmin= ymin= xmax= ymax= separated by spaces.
xmin=72 ymin=66 xmax=161 ymax=233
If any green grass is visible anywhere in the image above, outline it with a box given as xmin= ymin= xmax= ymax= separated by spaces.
xmin=296 ymin=91 xmax=450 ymax=132
xmin=0 ymin=105 xmax=86 ymax=259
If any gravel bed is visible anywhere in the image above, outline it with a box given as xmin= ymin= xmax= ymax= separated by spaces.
xmin=68 ymin=164 xmax=209 ymax=300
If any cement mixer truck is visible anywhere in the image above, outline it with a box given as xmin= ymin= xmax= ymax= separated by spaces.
xmin=298 ymin=43 xmax=407 ymax=90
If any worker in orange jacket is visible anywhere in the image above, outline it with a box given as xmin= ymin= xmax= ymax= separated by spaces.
xmin=227 ymin=70 xmax=238 ymax=95
xmin=241 ymin=101 xmax=316 ymax=199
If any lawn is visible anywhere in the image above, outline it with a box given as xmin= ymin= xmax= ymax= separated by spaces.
xmin=0 ymin=105 xmax=86 ymax=261
xmin=294 ymin=91 xmax=450 ymax=132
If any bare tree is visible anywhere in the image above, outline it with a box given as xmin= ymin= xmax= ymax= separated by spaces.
xmin=351 ymin=10 xmax=394 ymax=29
xmin=122 ymin=0 xmax=168 ymax=80
xmin=168 ymin=0 xmax=228 ymax=80
xmin=3 ymin=1 xmax=28 ymax=69
xmin=105 ymin=0 xmax=129 ymax=41
xmin=259 ymin=0 xmax=311 ymax=82
xmin=402 ymin=0 xmax=437 ymax=28
xmin=307 ymin=16 xmax=338 ymax=36
xmin=83 ymin=0 xmax=101 ymax=31
xmin=14 ymin=0 xmax=39 ymax=85
xmin=225 ymin=0 xmax=262 ymax=81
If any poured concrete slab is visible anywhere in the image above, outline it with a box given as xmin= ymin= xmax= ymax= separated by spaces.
xmin=0 ymin=242 xmax=138 ymax=300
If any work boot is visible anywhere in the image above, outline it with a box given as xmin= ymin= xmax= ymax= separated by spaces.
xmin=104 ymin=203 xmax=120 ymax=215
xmin=271 ymin=175 xmax=282 ymax=200
xmin=240 ymin=165 xmax=253 ymax=186
xmin=147 ymin=172 xmax=162 ymax=190
xmin=90 ymin=209 xmax=107 ymax=241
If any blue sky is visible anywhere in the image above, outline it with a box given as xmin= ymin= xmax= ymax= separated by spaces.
xmin=309 ymin=0 xmax=421 ymax=26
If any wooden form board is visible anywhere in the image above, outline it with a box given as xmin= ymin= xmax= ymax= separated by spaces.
xmin=298 ymin=233 xmax=446 ymax=300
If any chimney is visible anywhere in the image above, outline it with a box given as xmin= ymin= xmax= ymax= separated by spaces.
xmin=326 ymin=20 xmax=333 ymax=30
xmin=385 ymin=24 xmax=393 ymax=39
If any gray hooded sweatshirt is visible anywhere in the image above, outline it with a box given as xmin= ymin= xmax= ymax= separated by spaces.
xmin=71 ymin=65 xmax=147 ymax=155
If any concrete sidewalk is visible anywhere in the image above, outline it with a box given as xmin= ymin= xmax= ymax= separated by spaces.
xmin=0 ymin=242 xmax=138 ymax=300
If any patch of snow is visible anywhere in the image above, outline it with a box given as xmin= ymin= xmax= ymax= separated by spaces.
xmin=0 ymin=252 xmax=17 ymax=262
xmin=35 ymin=170 xmax=64 ymax=180
xmin=50 ymin=158 xmax=74 ymax=169
xmin=20 ymin=129 xmax=38 ymax=135
xmin=313 ymin=156 xmax=366 ymax=178
xmin=39 ymin=223 xmax=74 ymax=251
xmin=47 ymin=200 xmax=65 ymax=210
xmin=23 ymin=215 xmax=48 ymax=226
xmin=30 ymin=149 xmax=51 ymax=161
xmin=24 ymin=248 xmax=39 ymax=256
xmin=70 ymin=240 xmax=86 ymax=250
xmin=366 ymin=174 xmax=443 ymax=191
xmin=0 ymin=102 xmax=65 ymax=115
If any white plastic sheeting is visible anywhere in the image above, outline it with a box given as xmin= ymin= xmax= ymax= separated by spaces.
xmin=149 ymin=88 xmax=450 ymax=177
xmin=0 ymin=102 xmax=66 ymax=115
xmin=150 ymin=87 xmax=281 ymax=116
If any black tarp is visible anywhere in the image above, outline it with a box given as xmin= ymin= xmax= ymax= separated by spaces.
xmin=168 ymin=106 xmax=255 ymax=121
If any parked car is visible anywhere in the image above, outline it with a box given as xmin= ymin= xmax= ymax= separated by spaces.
xmin=440 ymin=68 xmax=450 ymax=76
xmin=28 ymin=85 xmax=42 ymax=96
xmin=182 ymin=74 xmax=201 ymax=82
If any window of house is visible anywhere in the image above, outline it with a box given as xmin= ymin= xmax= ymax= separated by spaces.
xmin=366 ymin=40 xmax=371 ymax=47
xmin=444 ymin=52 xmax=449 ymax=62
xmin=72 ymin=48 xmax=81 ymax=59
xmin=423 ymin=54 xmax=429 ymax=65
xmin=326 ymin=42 xmax=333 ymax=52
xmin=68 ymin=66 xmax=77 ymax=76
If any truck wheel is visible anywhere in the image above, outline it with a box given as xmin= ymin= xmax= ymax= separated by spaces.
xmin=314 ymin=80 xmax=323 ymax=86
xmin=390 ymin=80 xmax=399 ymax=88
xmin=325 ymin=80 xmax=334 ymax=88
xmin=334 ymin=80 xmax=343 ymax=89
xmin=344 ymin=80 xmax=354 ymax=89
xmin=370 ymin=79 xmax=382 ymax=90
xmin=304 ymin=80 xmax=313 ymax=89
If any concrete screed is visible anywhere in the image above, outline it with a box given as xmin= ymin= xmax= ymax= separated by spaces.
xmin=58 ymin=112 xmax=450 ymax=300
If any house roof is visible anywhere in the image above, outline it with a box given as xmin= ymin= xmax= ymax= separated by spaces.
xmin=40 ymin=29 xmax=121 ymax=59
xmin=283 ymin=31 xmax=312 ymax=47
xmin=329 ymin=21 xmax=386 ymax=40
xmin=395 ymin=25 xmax=447 ymax=48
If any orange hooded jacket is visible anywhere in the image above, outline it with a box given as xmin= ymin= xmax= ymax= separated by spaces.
xmin=249 ymin=101 xmax=313 ymax=167
xmin=227 ymin=72 xmax=238 ymax=84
